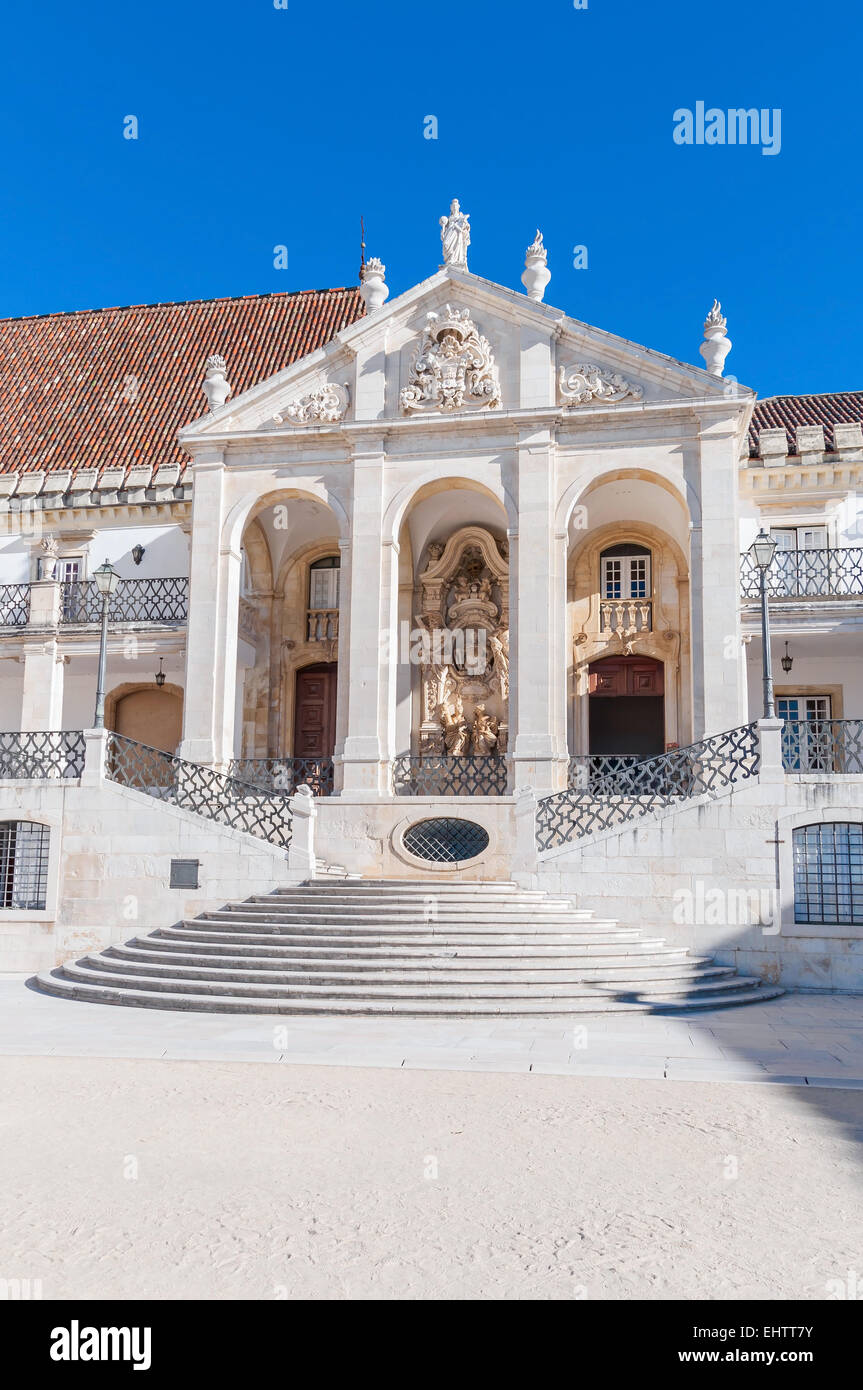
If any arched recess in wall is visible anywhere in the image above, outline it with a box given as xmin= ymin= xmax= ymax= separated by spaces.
xmin=395 ymin=477 xmax=511 ymax=759
xmin=105 ymin=682 xmax=185 ymax=754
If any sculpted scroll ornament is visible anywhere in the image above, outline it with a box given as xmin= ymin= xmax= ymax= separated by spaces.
xmin=400 ymin=305 xmax=501 ymax=414
xmin=558 ymin=363 xmax=643 ymax=406
xmin=275 ymin=383 xmax=349 ymax=426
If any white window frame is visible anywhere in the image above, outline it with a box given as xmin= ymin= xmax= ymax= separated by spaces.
xmin=600 ymin=553 xmax=651 ymax=601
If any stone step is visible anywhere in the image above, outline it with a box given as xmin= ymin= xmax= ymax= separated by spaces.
xmin=116 ymin=941 xmax=704 ymax=972
xmin=145 ymin=932 xmax=677 ymax=960
xmin=59 ymin=958 xmax=763 ymax=1002
xmin=160 ymin=926 xmax=650 ymax=951
xmin=191 ymin=914 xmax=625 ymax=932
xmin=95 ymin=951 xmax=735 ymax=987
xmin=34 ymin=970 xmax=787 ymax=1016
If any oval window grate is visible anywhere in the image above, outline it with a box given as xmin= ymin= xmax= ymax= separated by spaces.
xmin=403 ymin=817 xmax=490 ymax=864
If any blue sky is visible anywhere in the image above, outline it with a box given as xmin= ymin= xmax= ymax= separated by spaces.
xmin=0 ymin=0 xmax=859 ymax=398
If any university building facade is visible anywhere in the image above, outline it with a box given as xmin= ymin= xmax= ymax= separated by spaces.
xmin=1 ymin=207 xmax=861 ymax=1008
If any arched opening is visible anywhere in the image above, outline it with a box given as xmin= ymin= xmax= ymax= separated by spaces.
xmin=234 ymin=492 xmax=343 ymax=765
xmin=588 ymin=655 xmax=665 ymax=757
xmin=394 ymin=479 xmax=510 ymax=790
xmin=108 ymin=683 xmax=184 ymax=754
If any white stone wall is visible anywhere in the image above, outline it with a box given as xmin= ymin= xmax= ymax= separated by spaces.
xmin=536 ymin=775 xmax=863 ymax=992
xmin=0 ymin=779 xmax=289 ymax=973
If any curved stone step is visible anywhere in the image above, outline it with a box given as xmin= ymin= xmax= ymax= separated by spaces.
xmin=58 ymin=958 xmax=765 ymax=1002
xmin=155 ymin=927 xmax=655 ymax=953
xmin=113 ymin=941 xmax=705 ymax=973
xmin=34 ymin=970 xmax=786 ymax=1016
xmin=97 ymin=949 xmax=732 ymax=987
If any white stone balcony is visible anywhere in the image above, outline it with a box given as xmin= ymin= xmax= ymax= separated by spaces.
xmin=599 ymin=598 xmax=653 ymax=637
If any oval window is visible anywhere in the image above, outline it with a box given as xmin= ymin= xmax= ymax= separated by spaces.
xmin=403 ymin=818 xmax=489 ymax=863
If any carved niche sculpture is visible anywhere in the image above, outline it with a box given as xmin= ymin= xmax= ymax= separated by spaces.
xmin=275 ymin=383 xmax=349 ymax=426
xmin=558 ymin=363 xmax=643 ymax=406
xmin=415 ymin=526 xmax=510 ymax=757
xmin=400 ymin=305 xmax=501 ymax=414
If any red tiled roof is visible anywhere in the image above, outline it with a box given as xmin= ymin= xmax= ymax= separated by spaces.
xmin=0 ymin=287 xmax=364 ymax=480
xmin=750 ymin=391 xmax=863 ymax=455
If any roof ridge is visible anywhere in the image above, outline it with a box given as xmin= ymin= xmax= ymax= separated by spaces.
xmin=0 ymin=285 xmax=361 ymax=326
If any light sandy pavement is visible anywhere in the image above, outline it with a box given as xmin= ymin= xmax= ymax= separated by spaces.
xmin=1 ymin=1055 xmax=861 ymax=1300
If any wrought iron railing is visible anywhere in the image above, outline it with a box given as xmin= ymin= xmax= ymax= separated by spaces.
xmin=60 ymin=577 xmax=189 ymax=624
xmin=392 ymin=755 xmax=509 ymax=796
xmin=105 ymin=733 xmax=293 ymax=847
xmin=568 ymin=753 xmax=647 ymax=793
xmin=0 ymin=584 xmax=31 ymax=627
xmin=0 ymin=730 xmax=86 ymax=779
xmin=782 ymin=719 xmax=863 ymax=774
xmin=227 ymin=757 xmax=334 ymax=797
xmin=740 ymin=547 xmax=863 ymax=599
xmin=537 ymin=724 xmax=760 ymax=851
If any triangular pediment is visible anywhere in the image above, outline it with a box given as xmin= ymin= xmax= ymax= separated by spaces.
xmin=179 ymin=265 xmax=752 ymax=447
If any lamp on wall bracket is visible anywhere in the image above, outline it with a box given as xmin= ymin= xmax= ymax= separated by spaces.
xmin=154 ymin=658 xmax=166 ymax=688
xmin=781 ymin=641 xmax=793 ymax=674
xmin=131 ymin=544 xmax=146 ymax=566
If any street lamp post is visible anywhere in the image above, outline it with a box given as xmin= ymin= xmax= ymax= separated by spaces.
xmin=748 ymin=530 xmax=778 ymax=720
xmin=92 ymin=560 xmax=120 ymax=728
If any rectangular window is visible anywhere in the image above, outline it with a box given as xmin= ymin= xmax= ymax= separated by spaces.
xmin=794 ymin=822 xmax=863 ymax=925
xmin=0 ymin=822 xmax=50 ymax=910
xmin=310 ymin=567 xmax=339 ymax=610
xmin=779 ymin=696 xmax=833 ymax=771
xmin=601 ymin=556 xmax=650 ymax=600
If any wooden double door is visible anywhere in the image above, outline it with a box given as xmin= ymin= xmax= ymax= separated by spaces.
xmin=588 ymin=656 xmax=665 ymax=757
xmin=294 ymin=663 xmax=337 ymax=760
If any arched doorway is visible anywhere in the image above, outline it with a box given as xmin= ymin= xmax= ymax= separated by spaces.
xmin=294 ymin=662 xmax=337 ymax=762
xmin=588 ymin=656 xmax=664 ymax=756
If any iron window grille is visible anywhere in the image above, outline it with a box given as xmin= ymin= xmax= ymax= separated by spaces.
xmin=402 ymin=817 xmax=490 ymax=863
xmin=0 ymin=821 xmax=50 ymax=910
xmin=793 ymin=822 xmax=863 ymax=926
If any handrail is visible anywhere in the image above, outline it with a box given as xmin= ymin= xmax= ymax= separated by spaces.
xmin=781 ymin=719 xmax=863 ymax=774
xmin=0 ymin=730 xmax=86 ymax=779
xmin=538 ymin=724 xmax=760 ymax=851
xmin=740 ymin=547 xmax=863 ymax=599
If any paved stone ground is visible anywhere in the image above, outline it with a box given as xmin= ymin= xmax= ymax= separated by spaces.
xmin=1 ymin=1054 xmax=862 ymax=1299
xmin=2 ymin=977 xmax=863 ymax=1088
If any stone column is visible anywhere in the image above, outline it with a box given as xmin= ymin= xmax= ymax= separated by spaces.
xmin=179 ymin=454 xmax=241 ymax=767
xmin=337 ymin=437 xmax=393 ymax=796
xmin=688 ymin=417 xmax=746 ymax=739
xmin=20 ymin=579 xmax=64 ymax=731
xmin=510 ymin=426 xmax=569 ymax=792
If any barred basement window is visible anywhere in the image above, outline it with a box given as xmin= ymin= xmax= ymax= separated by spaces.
xmin=793 ymin=822 xmax=863 ymax=925
xmin=0 ymin=822 xmax=50 ymax=910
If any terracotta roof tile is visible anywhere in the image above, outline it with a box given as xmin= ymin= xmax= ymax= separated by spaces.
xmin=750 ymin=391 xmax=863 ymax=455
xmin=0 ymin=287 xmax=364 ymax=482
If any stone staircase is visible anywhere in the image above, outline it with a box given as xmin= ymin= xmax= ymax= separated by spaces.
xmin=33 ymin=880 xmax=784 ymax=1017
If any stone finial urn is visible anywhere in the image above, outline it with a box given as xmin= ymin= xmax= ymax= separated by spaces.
xmin=521 ymin=230 xmax=551 ymax=302
xmin=360 ymin=257 xmax=389 ymax=313
xmin=202 ymin=354 xmax=232 ymax=411
xmin=699 ymin=300 xmax=732 ymax=377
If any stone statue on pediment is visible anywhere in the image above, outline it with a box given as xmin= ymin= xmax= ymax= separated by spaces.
xmin=440 ymin=199 xmax=470 ymax=268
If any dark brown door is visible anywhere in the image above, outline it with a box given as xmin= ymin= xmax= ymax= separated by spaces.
xmin=588 ymin=656 xmax=665 ymax=756
xmin=294 ymin=663 xmax=337 ymax=759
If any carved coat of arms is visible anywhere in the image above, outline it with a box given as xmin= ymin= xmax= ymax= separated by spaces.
xmin=400 ymin=305 xmax=501 ymax=414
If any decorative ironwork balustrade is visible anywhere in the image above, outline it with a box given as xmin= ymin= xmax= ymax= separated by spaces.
xmin=60 ymin=577 xmax=189 ymax=624
xmin=537 ymin=724 xmax=760 ymax=851
xmin=227 ymin=757 xmax=334 ymax=797
xmin=0 ymin=730 xmax=86 ymax=779
xmin=567 ymin=753 xmax=647 ymax=794
xmin=392 ymin=755 xmax=509 ymax=797
xmin=0 ymin=584 xmax=31 ymax=627
xmin=306 ymin=608 xmax=339 ymax=642
xmin=782 ymin=719 xmax=863 ymax=774
xmin=740 ymin=547 xmax=863 ymax=599
xmin=105 ymin=733 xmax=293 ymax=847
xmin=599 ymin=599 xmax=652 ymax=636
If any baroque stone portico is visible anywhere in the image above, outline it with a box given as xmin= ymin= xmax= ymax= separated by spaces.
xmin=1 ymin=199 xmax=863 ymax=1000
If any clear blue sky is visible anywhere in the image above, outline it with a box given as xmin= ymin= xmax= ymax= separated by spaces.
xmin=0 ymin=0 xmax=859 ymax=398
